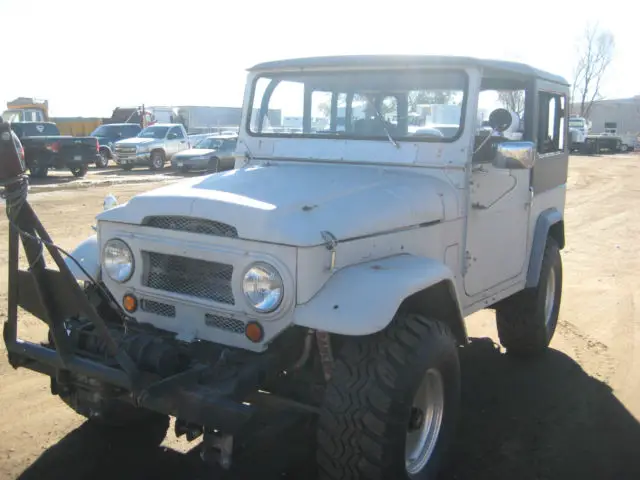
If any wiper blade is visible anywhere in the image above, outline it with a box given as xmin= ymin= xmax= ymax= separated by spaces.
xmin=371 ymin=102 xmax=399 ymax=149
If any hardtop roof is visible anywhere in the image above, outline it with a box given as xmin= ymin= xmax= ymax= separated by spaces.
xmin=248 ymin=54 xmax=569 ymax=86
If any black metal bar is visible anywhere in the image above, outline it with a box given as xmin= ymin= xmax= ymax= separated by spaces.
xmin=6 ymin=339 xmax=132 ymax=389
xmin=14 ymin=206 xmax=74 ymax=365
xmin=4 ymin=220 xmax=19 ymax=347
xmin=23 ymin=202 xmax=141 ymax=384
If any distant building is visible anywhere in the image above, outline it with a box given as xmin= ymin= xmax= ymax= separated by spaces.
xmin=176 ymin=106 xmax=282 ymax=133
xmin=571 ymin=96 xmax=640 ymax=146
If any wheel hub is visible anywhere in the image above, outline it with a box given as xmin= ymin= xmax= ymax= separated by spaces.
xmin=405 ymin=368 xmax=444 ymax=476
xmin=408 ymin=407 xmax=425 ymax=431
xmin=544 ymin=267 xmax=556 ymax=328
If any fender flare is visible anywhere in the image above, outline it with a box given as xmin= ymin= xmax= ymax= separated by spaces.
xmin=99 ymin=145 xmax=113 ymax=157
xmin=525 ymin=208 xmax=565 ymax=287
xmin=63 ymin=234 xmax=100 ymax=282
xmin=293 ymin=254 xmax=467 ymax=344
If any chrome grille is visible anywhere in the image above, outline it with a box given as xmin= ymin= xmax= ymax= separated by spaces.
xmin=205 ymin=314 xmax=244 ymax=334
xmin=140 ymin=299 xmax=176 ymax=318
xmin=115 ymin=146 xmax=136 ymax=154
xmin=142 ymin=216 xmax=238 ymax=238
xmin=142 ymin=251 xmax=234 ymax=304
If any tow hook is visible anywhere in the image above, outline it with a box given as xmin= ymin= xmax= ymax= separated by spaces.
xmin=201 ymin=430 xmax=234 ymax=470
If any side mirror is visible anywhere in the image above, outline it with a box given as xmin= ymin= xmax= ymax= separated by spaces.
xmin=103 ymin=194 xmax=118 ymax=211
xmin=492 ymin=141 xmax=536 ymax=170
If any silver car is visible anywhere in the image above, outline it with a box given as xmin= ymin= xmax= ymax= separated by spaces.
xmin=171 ymin=134 xmax=238 ymax=173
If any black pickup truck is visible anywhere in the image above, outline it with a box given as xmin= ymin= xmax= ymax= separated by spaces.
xmin=9 ymin=122 xmax=101 ymax=178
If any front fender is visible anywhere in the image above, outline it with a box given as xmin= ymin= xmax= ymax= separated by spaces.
xmin=294 ymin=254 xmax=462 ymax=336
xmin=63 ymin=234 xmax=100 ymax=282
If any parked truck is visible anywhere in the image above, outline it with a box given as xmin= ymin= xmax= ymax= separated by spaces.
xmin=9 ymin=121 xmax=100 ymax=178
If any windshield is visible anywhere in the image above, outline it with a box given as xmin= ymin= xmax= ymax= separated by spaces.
xmin=195 ymin=137 xmax=223 ymax=149
xmin=247 ymin=69 xmax=466 ymax=142
xmin=569 ymin=119 xmax=585 ymax=128
xmin=91 ymin=125 xmax=124 ymax=137
xmin=137 ymin=126 xmax=168 ymax=139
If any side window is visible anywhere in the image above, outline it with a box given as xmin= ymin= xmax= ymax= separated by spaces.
xmin=168 ymin=126 xmax=184 ymax=139
xmin=537 ymin=92 xmax=566 ymax=154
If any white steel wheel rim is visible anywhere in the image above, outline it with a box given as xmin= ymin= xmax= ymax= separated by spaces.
xmin=544 ymin=267 xmax=556 ymax=327
xmin=405 ymin=368 xmax=444 ymax=476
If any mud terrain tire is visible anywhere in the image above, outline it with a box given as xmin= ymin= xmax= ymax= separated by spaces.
xmin=495 ymin=236 xmax=562 ymax=356
xmin=317 ymin=313 xmax=460 ymax=480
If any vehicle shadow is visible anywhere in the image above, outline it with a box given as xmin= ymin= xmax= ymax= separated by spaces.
xmin=26 ymin=174 xmax=78 ymax=187
xmin=90 ymin=168 xmax=191 ymax=178
xmin=17 ymin=337 xmax=640 ymax=480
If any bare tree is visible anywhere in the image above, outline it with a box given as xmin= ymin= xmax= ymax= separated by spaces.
xmin=571 ymin=23 xmax=615 ymax=119
xmin=497 ymin=90 xmax=525 ymax=117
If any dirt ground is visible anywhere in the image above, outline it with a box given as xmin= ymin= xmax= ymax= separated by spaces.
xmin=2 ymin=156 xmax=640 ymax=480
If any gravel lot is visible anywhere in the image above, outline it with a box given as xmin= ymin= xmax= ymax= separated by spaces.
xmin=2 ymin=156 xmax=640 ymax=480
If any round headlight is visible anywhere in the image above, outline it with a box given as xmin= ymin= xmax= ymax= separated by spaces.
xmin=242 ymin=263 xmax=283 ymax=313
xmin=103 ymin=238 xmax=134 ymax=283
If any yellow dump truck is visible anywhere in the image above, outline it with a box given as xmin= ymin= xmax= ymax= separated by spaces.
xmin=1 ymin=97 xmax=102 ymax=136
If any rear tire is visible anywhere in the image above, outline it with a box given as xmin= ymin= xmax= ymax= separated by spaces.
xmin=70 ymin=165 xmax=89 ymax=177
xmin=495 ymin=236 xmax=562 ymax=356
xmin=317 ymin=313 xmax=460 ymax=480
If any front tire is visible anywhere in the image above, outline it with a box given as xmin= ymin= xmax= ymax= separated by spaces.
xmin=207 ymin=157 xmax=220 ymax=173
xmin=317 ymin=313 xmax=460 ymax=480
xmin=149 ymin=151 xmax=165 ymax=170
xmin=96 ymin=149 xmax=110 ymax=168
xmin=87 ymin=411 xmax=170 ymax=449
xmin=495 ymin=236 xmax=562 ymax=356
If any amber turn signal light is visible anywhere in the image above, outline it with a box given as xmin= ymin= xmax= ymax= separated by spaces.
xmin=245 ymin=321 xmax=264 ymax=343
xmin=123 ymin=294 xmax=138 ymax=313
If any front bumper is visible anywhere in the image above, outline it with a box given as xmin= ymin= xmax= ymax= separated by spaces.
xmin=115 ymin=152 xmax=151 ymax=166
xmin=171 ymin=156 xmax=209 ymax=170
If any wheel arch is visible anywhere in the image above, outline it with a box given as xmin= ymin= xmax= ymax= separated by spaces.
xmin=526 ymin=208 xmax=564 ymax=288
xmin=397 ymin=280 xmax=467 ymax=345
xmin=293 ymin=254 xmax=468 ymax=346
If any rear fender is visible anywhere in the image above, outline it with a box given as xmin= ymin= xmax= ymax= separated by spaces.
xmin=294 ymin=254 xmax=467 ymax=344
xmin=526 ymin=208 xmax=565 ymax=287
xmin=64 ymin=234 xmax=100 ymax=282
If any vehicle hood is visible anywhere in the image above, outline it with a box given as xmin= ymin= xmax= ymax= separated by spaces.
xmin=98 ymin=162 xmax=459 ymax=247
xmin=115 ymin=138 xmax=156 ymax=146
xmin=174 ymin=148 xmax=217 ymax=158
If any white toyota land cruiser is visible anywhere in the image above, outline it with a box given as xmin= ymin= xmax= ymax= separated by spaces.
xmin=12 ymin=54 xmax=568 ymax=480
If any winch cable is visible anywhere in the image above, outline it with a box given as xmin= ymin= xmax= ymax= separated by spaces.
xmin=1 ymin=177 xmax=130 ymax=320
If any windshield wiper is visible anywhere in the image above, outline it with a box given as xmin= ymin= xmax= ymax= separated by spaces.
xmin=371 ymin=102 xmax=399 ymax=149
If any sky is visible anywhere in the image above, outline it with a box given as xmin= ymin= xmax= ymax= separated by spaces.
xmin=1 ymin=0 xmax=638 ymax=118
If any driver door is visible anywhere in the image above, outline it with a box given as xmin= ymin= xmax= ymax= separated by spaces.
xmin=165 ymin=126 xmax=185 ymax=159
xmin=462 ymin=87 xmax=532 ymax=299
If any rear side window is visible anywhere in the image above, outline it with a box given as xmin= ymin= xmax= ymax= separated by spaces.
xmin=11 ymin=123 xmax=59 ymax=137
